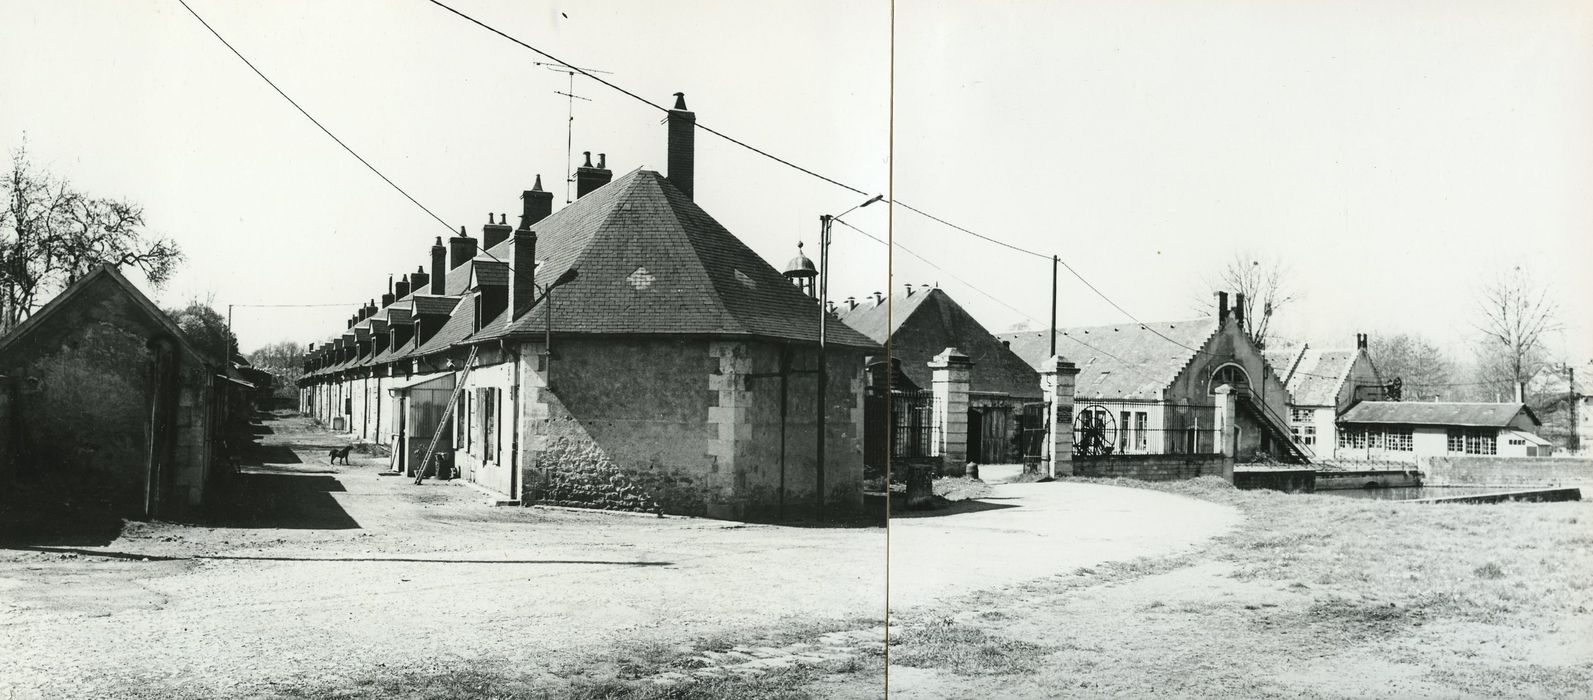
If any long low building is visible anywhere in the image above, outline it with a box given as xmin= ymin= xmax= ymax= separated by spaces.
xmin=1335 ymin=401 xmax=1553 ymax=462
xmin=298 ymin=95 xmax=879 ymax=520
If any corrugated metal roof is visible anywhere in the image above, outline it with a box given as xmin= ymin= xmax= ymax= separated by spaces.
xmin=1339 ymin=401 xmax=1540 ymax=428
xmin=997 ymin=319 xmax=1219 ymax=401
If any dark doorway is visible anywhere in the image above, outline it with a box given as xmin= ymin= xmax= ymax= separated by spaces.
xmin=967 ymin=409 xmax=984 ymax=464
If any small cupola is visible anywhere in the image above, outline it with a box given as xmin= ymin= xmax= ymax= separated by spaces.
xmin=782 ymin=241 xmax=817 ymax=297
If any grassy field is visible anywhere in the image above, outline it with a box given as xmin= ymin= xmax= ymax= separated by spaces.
xmin=208 ymin=478 xmax=1591 ymax=698
xmin=868 ymin=477 xmax=1593 ymax=698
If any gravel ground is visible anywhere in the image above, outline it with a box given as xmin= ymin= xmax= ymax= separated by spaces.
xmin=0 ymin=414 xmax=1238 ymax=698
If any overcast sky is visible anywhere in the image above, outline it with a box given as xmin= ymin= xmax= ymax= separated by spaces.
xmin=2 ymin=0 xmax=1588 ymax=364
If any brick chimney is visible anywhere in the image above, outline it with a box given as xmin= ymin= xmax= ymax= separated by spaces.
xmin=511 ymin=229 xmax=538 ymax=321
xmin=519 ymin=174 xmax=554 ymax=230
xmin=575 ymin=151 xmax=612 ymax=198
xmin=429 ymin=238 xmax=446 ymax=294
xmin=1216 ymin=291 xmax=1229 ymax=327
xmin=394 ymin=274 xmax=411 ymax=300
xmin=1357 ymin=333 xmax=1368 ymax=350
xmin=483 ymin=213 xmax=512 ymax=250
xmin=667 ymin=92 xmax=695 ymax=199
xmin=380 ymin=274 xmax=395 ymax=308
xmin=449 ymin=226 xmax=477 ymax=270
xmin=411 ymin=265 xmax=432 ymax=297
xmin=1232 ymin=293 xmax=1245 ymax=328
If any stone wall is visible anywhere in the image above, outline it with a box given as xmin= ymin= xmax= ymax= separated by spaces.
xmin=1425 ymin=456 xmax=1593 ymax=488
xmin=518 ymin=336 xmax=866 ymax=520
xmin=1071 ymin=453 xmax=1233 ymax=482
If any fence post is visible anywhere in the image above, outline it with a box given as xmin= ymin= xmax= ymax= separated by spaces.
xmin=1213 ymin=383 xmax=1237 ymax=482
xmin=1040 ymin=355 xmax=1080 ymax=478
xmin=929 ymin=347 xmax=972 ymax=476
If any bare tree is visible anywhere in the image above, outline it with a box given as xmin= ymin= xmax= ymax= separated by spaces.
xmin=1473 ymin=265 xmax=1560 ymax=403
xmin=0 ymin=145 xmax=182 ymax=331
xmin=1195 ymin=252 xmax=1297 ymax=349
xmin=1367 ymin=332 xmax=1457 ymax=401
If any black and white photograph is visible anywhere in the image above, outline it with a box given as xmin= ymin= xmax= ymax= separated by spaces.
xmin=1 ymin=1 xmax=1589 ymax=697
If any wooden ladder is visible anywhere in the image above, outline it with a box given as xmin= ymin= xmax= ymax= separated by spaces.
xmin=414 ymin=345 xmax=478 ymax=485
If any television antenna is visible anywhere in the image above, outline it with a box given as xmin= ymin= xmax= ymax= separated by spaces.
xmin=534 ymin=61 xmax=614 ymax=204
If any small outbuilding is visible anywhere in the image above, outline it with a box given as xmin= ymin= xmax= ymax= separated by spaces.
xmin=0 ymin=264 xmax=242 ymax=519
xmin=1336 ymin=401 xmax=1551 ymax=462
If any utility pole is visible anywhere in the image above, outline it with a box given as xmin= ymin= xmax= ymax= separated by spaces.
xmin=816 ymin=213 xmax=832 ymax=514
xmin=1570 ymin=365 xmax=1579 ymax=451
xmin=1050 ymin=255 xmax=1058 ymax=357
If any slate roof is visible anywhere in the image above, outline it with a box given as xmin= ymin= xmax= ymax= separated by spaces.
xmin=466 ymin=169 xmax=877 ymax=349
xmin=470 ymin=260 xmax=508 ymax=288
xmin=411 ymin=295 xmax=462 ymax=318
xmin=411 ymin=291 xmax=480 ymax=357
xmin=1339 ymin=402 xmax=1541 ymax=428
xmin=996 ymin=319 xmax=1219 ymax=401
xmin=1289 ymin=349 xmax=1358 ymax=407
xmin=837 ymin=288 xmax=1040 ymax=398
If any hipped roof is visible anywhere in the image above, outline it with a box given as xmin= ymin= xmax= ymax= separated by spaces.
xmin=466 ymin=169 xmax=877 ymax=348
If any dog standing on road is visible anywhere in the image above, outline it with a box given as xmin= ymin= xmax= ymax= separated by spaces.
xmin=329 ymin=445 xmax=352 ymax=465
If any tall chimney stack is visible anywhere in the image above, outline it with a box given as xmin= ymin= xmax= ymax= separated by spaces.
xmin=394 ymin=274 xmax=411 ymax=300
xmin=667 ymin=92 xmax=695 ymax=199
xmin=1233 ymin=293 xmax=1245 ymax=328
xmin=483 ymin=212 xmax=512 ymax=250
xmin=1216 ymin=291 xmax=1229 ymax=327
xmin=575 ymin=151 xmax=612 ymax=198
xmin=511 ymin=230 xmax=538 ymax=321
xmin=519 ymin=174 xmax=554 ymax=230
xmin=449 ymin=226 xmax=477 ymax=270
xmin=429 ymin=238 xmax=446 ymax=294
xmin=412 ymin=264 xmax=432 ymax=297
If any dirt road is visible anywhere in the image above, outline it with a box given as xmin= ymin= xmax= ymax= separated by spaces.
xmin=0 ymin=414 xmax=1238 ymax=698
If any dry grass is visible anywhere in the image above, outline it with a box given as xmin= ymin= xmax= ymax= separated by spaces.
xmin=887 ymin=615 xmax=1050 ymax=675
xmin=870 ymin=477 xmax=1593 ymax=697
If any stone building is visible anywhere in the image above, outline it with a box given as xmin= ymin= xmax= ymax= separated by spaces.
xmin=0 ymin=265 xmax=249 ymax=519
xmin=299 ymin=94 xmax=879 ymax=520
xmin=836 ymin=286 xmax=1041 ymax=467
xmin=997 ymin=292 xmax=1308 ymax=464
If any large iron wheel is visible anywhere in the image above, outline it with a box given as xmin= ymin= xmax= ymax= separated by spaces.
xmin=1073 ymin=404 xmax=1118 ymax=456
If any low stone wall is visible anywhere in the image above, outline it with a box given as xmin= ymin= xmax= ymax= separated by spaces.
xmin=1316 ymin=470 xmax=1422 ymax=491
xmin=1234 ymin=468 xmax=1316 ymax=493
xmin=1071 ymin=453 xmax=1233 ymax=482
xmin=1425 ymin=456 xmax=1593 ymax=488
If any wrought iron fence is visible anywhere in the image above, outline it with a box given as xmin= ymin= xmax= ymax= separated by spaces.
xmin=891 ymin=390 xmax=937 ymax=459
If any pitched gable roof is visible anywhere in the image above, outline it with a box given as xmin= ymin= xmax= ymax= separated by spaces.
xmin=1340 ymin=401 xmax=1540 ymax=428
xmin=997 ymin=319 xmax=1218 ymax=401
xmin=838 ymin=288 xmax=1040 ymax=398
xmin=0 ymin=264 xmax=220 ymax=368
xmin=1287 ymin=349 xmax=1358 ymax=407
xmin=469 ymin=169 xmax=877 ymax=348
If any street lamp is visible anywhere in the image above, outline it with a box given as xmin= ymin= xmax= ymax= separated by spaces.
xmin=815 ymin=194 xmax=884 ymax=515
xmin=536 ymin=267 xmax=580 ymax=377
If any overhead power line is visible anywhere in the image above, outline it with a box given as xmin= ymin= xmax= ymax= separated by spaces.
xmin=180 ymin=0 xmax=530 ymax=297
xmin=178 ymin=0 xmax=455 ymax=237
